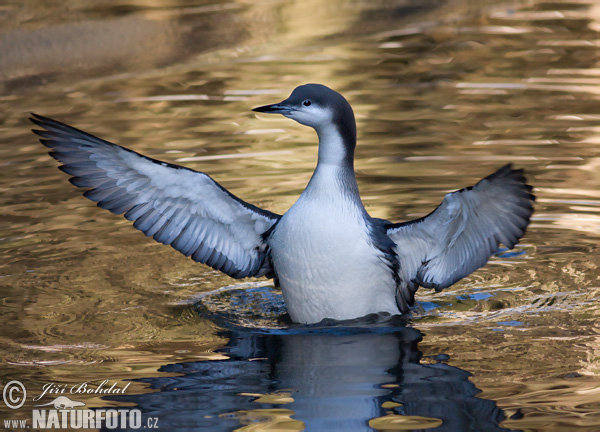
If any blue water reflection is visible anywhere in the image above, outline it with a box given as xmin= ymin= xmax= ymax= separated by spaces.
xmin=105 ymin=310 xmax=516 ymax=431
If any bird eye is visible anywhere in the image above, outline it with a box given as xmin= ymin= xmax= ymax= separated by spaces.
xmin=303 ymin=100 xmax=311 ymax=107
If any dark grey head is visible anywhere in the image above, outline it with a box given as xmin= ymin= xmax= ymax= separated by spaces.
xmin=253 ymin=84 xmax=357 ymax=150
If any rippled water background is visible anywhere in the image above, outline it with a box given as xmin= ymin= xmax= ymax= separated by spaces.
xmin=1 ymin=0 xmax=600 ymax=430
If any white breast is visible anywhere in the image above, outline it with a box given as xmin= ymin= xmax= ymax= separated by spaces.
xmin=268 ymin=164 xmax=399 ymax=324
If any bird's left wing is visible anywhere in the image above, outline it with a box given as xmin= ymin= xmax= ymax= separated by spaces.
xmin=31 ymin=113 xmax=280 ymax=279
xmin=386 ymin=164 xmax=534 ymax=312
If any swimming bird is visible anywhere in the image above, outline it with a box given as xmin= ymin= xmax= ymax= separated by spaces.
xmin=31 ymin=84 xmax=534 ymax=324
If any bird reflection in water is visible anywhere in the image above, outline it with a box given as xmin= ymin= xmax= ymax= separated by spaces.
xmin=104 ymin=300 xmax=517 ymax=432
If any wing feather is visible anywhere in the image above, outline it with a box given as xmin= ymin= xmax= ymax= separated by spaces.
xmin=32 ymin=113 xmax=280 ymax=279
xmin=387 ymin=164 xmax=534 ymax=310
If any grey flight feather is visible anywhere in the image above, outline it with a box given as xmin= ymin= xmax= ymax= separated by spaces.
xmin=386 ymin=164 xmax=535 ymax=309
xmin=31 ymin=113 xmax=280 ymax=279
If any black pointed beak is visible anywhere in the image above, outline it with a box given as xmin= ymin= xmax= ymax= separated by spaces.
xmin=252 ymin=102 xmax=293 ymax=114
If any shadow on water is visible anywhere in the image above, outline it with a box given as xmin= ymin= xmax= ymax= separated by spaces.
xmin=104 ymin=287 xmax=517 ymax=432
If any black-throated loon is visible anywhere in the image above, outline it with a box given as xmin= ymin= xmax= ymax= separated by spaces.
xmin=31 ymin=84 xmax=535 ymax=324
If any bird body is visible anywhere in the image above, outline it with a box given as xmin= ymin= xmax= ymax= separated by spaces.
xmin=269 ymin=164 xmax=400 ymax=322
xmin=32 ymin=83 xmax=534 ymax=324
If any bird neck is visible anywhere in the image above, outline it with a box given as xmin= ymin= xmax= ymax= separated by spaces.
xmin=315 ymin=119 xmax=356 ymax=169
xmin=304 ymin=122 xmax=361 ymax=202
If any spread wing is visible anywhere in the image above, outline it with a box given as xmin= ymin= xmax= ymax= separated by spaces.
xmin=386 ymin=164 xmax=534 ymax=312
xmin=31 ymin=113 xmax=280 ymax=279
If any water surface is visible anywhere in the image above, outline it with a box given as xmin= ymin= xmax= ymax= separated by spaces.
xmin=1 ymin=0 xmax=600 ymax=430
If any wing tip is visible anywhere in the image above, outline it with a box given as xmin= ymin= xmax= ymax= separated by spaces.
xmin=486 ymin=163 xmax=537 ymax=204
xmin=30 ymin=112 xmax=53 ymax=130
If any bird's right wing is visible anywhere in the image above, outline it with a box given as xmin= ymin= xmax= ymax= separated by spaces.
xmin=386 ymin=164 xmax=535 ymax=311
xmin=32 ymin=113 xmax=280 ymax=279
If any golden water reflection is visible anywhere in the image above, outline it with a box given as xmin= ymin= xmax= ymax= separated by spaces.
xmin=1 ymin=0 xmax=600 ymax=430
